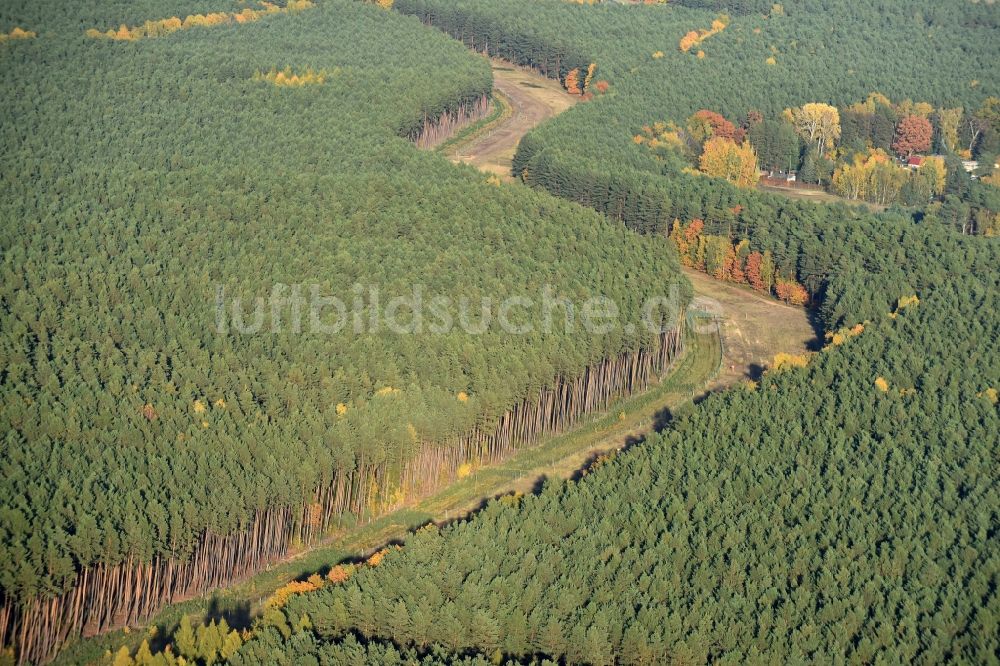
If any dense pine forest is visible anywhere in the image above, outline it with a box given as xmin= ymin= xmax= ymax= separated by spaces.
xmin=2 ymin=0 xmax=998 ymax=664
xmin=230 ymin=216 xmax=999 ymax=664
xmin=0 ymin=1 xmax=692 ymax=662
xmin=220 ymin=0 xmax=997 ymax=664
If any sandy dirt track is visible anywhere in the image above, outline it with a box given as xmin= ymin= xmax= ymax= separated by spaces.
xmin=447 ymin=61 xmax=577 ymax=179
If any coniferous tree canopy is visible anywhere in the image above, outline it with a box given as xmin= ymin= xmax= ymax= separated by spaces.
xmin=0 ymin=1 xmax=691 ymax=660
xmin=2 ymin=0 xmax=998 ymax=663
xmin=222 ymin=1 xmax=998 ymax=664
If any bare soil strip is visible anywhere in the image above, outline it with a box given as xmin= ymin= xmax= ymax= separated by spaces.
xmin=446 ymin=61 xmax=576 ymax=179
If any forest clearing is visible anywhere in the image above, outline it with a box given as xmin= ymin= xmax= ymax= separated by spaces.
xmin=684 ymin=268 xmax=817 ymax=389
xmin=757 ymin=181 xmax=886 ymax=210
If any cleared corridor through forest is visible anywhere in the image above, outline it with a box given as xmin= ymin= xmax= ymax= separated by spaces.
xmin=446 ymin=60 xmax=576 ymax=179
xmin=446 ymin=61 xmax=818 ymax=384
xmin=59 ymin=57 xmax=816 ymax=666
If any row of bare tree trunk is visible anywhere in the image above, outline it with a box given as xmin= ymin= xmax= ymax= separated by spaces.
xmin=1 ymin=327 xmax=682 ymax=664
xmin=411 ymin=93 xmax=492 ymax=149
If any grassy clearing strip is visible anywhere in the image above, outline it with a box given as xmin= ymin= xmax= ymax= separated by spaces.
xmin=435 ymin=89 xmax=512 ymax=156
xmin=55 ymin=325 xmax=720 ymax=665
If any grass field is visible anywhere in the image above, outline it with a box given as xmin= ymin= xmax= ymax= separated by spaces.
xmin=684 ymin=268 xmax=819 ymax=389
xmin=758 ymin=183 xmax=887 ymax=211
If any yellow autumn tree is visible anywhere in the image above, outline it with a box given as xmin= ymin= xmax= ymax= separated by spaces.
xmin=825 ymin=322 xmax=865 ymax=348
xmin=256 ymin=67 xmax=328 ymax=87
xmin=113 ymin=23 xmax=136 ymax=40
xmin=771 ymin=353 xmax=809 ymax=371
xmin=936 ymin=107 xmax=962 ymax=152
xmin=678 ymin=15 xmax=727 ymax=53
xmin=847 ymin=91 xmax=892 ymax=115
xmin=897 ymin=99 xmax=934 ymax=118
xmin=265 ymin=578 xmax=323 ymax=609
xmin=831 ymin=165 xmax=862 ymax=200
xmin=679 ymin=30 xmax=700 ymax=53
xmin=366 ymin=547 xmax=393 ymax=567
xmin=583 ymin=62 xmax=597 ymax=92
xmin=634 ymin=121 xmax=686 ymax=156
xmin=86 ymin=1 xmax=313 ymax=41
xmin=832 ymin=149 xmax=907 ymax=204
xmin=699 ymin=137 xmax=759 ymax=188
xmin=920 ymin=155 xmax=947 ymax=196
xmin=0 ymin=27 xmax=37 ymax=43
xmin=788 ymin=102 xmax=841 ymax=154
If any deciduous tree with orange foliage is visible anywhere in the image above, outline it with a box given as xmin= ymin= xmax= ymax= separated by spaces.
xmin=679 ymin=30 xmax=700 ymax=53
xmin=679 ymin=15 xmax=728 ymax=53
xmin=774 ymin=276 xmax=809 ymax=305
xmin=688 ymin=110 xmax=742 ymax=143
xmin=892 ymin=114 xmax=932 ymax=157
xmin=744 ymin=250 xmax=775 ymax=293
xmin=564 ymin=68 xmax=582 ymax=95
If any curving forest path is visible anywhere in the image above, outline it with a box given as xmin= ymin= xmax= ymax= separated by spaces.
xmin=445 ymin=61 xmax=577 ymax=180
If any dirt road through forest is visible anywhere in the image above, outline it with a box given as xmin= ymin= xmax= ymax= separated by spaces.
xmin=446 ymin=62 xmax=818 ymax=386
xmin=447 ymin=61 xmax=576 ymax=179
xmin=63 ymin=60 xmax=820 ymax=664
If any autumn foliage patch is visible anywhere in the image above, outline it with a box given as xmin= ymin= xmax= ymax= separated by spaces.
xmin=85 ymin=0 xmax=314 ymax=41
